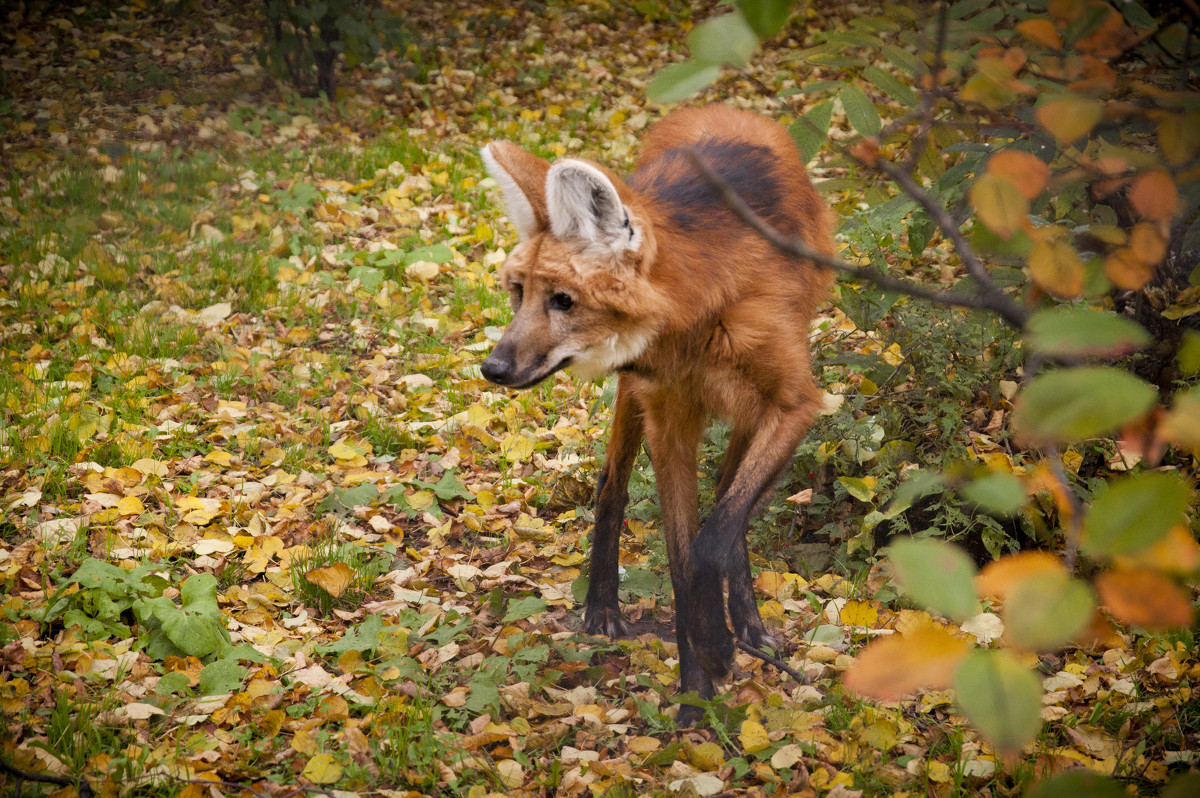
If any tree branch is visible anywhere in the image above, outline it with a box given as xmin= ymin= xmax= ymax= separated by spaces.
xmin=683 ymin=150 xmax=1030 ymax=328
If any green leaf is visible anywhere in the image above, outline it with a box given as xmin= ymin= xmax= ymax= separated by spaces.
xmin=840 ymin=86 xmax=881 ymax=138
xmin=1003 ymin=572 xmax=1094 ymax=651
xmin=687 ymin=13 xmax=759 ymax=67
xmin=1026 ymin=307 xmax=1151 ymax=358
xmin=883 ymin=44 xmax=924 ymax=76
xmin=962 ymin=472 xmax=1026 ymax=516
xmin=180 ymin=573 xmax=220 ymax=615
xmin=1081 ymin=471 xmax=1192 ymax=558
xmin=405 ymin=243 xmax=455 ymax=265
xmin=884 ymin=470 xmax=945 ymax=519
xmin=648 ymin=59 xmax=723 ymax=104
xmin=1027 ymin=772 xmax=1127 ymax=798
xmin=862 ymin=65 xmax=917 ymax=107
xmin=887 ymin=539 xmax=979 ymax=621
xmin=199 ymin=657 xmax=248 ymax=696
xmin=503 ymin=595 xmax=547 ymax=622
xmin=953 ymin=650 xmax=1043 ymax=753
xmin=837 ymin=476 xmax=875 ymax=502
xmin=1012 ymin=367 xmax=1157 ymax=444
xmin=432 ymin=470 xmax=473 ymax=501
xmin=787 ymin=99 xmax=833 ymax=163
xmin=349 ymin=265 xmax=385 ymax=292
xmin=738 ymin=0 xmax=793 ymax=38
xmin=1179 ymin=330 xmax=1200 ymax=375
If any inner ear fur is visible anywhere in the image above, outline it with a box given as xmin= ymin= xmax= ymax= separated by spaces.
xmin=546 ymin=158 xmax=640 ymax=252
xmin=481 ymin=142 xmax=551 ymax=238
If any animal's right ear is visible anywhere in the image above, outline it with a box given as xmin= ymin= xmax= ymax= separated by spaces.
xmin=481 ymin=142 xmax=550 ymax=240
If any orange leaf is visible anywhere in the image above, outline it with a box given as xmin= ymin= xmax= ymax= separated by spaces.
xmin=987 ymin=150 xmax=1051 ymax=201
xmin=1116 ymin=525 xmax=1200 ymax=575
xmin=970 ymin=173 xmax=1029 ymax=239
xmin=306 ymin=562 xmax=352 ymax=597
xmin=1095 ymin=568 xmax=1193 ymax=630
xmin=1015 ymin=18 xmax=1062 ymax=50
xmin=1128 ymin=171 xmax=1179 ymax=222
xmin=843 ymin=627 xmax=970 ymax=701
xmin=1128 ymin=222 xmax=1167 ymax=266
xmin=976 ymin=551 xmax=1066 ymax=601
xmin=1028 ymin=238 xmax=1084 ymax=298
xmin=1104 ymin=247 xmax=1153 ymax=291
xmin=1035 ymin=96 xmax=1102 ymax=144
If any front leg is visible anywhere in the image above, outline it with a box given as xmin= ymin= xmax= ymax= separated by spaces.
xmin=689 ymin=405 xmax=817 ymax=678
xmin=583 ymin=378 xmax=643 ymax=638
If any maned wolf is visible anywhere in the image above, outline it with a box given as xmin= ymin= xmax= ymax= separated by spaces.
xmin=479 ymin=104 xmax=834 ymax=724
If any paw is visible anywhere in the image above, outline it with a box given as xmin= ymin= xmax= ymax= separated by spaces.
xmin=733 ymin=613 xmax=781 ymax=652
xmin=583 ymin=604 xmax=630 ymax=638
xmin=675 ymin=702 xmax=705 ymax=728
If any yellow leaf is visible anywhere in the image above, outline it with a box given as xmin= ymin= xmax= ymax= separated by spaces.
xmin=329 ymin=440 xmax=371 ymax=461
xmin=1159 ymin=113 xmax=1200 ymax=166
xmin=1028 ymin=238 xmax=1084 ymax=298
xmin=840 ymin=599 xmax=880 ymax=627
xmin=306 ymin=563 xmax=352 ymax=597
xmin=495 ymin=760 xmax=524 ymax=789
xmin=1116 ymin=525 xmax=1200 ymax=575
xmin=131 ymin=458 xmax=168 ymax=477
xmin=970 ymin=173 xmax=1029 ymax=239
xmin=300 ymin=753 xmax=342 ymax=784
xmin=1035 ymin=95 xmax=1102 ymax=144
xmin=116 ymin=495 xmax=145 ymax=516
xmin=499 ymin=433 xmax=536 ymax=461
xmin=204 ymin=449 xmax=234 ymax=467
xmin=843 ymin=626 xmax=970 ymax=700
xmin=627 ymin=735 xmax=661 ymax=754
xmin=927 ymin=760 xmax=953 ymax=783
xmin=686 ymin=741 xmax=725 ymax=771
xmin=739 ymin=720 xmax=772 ymax=753
xmin=406 ymin=490 xmax=435 ymax=511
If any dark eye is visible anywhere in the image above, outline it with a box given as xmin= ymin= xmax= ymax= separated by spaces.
xmin=510 ymin=283 xmax=523 ymax=306
xmin=549 ymin=292 xmax=574 ymax=312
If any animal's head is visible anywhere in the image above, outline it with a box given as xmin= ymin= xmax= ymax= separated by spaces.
xmin=478 ymin=142 xmax=663 ymax=389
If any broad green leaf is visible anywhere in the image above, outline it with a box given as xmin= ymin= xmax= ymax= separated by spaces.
xmin=648 ymin=59 xmax=723 ymax=104
xmin=1081 ymin=471 xmax=1192 ymax=558
xmin=199 ymin=657 xmax=247 ymax=696
xmin=962 ymin=472 xmax=1025 ymax=516
xmin=953 ymin=650 xmax=1043 ymax=753
xmin=1027 ymin=772 xmax=1126 ymax=798
xmin=349 ymin=265 xmax=385 ymax=292
xmin=738 ymin=0 xmax=793 ymax=38
xmin=840 ymin=86 xmax=881 ymax=138
xmin=1181 ymin=331 xmax=1200 ymax=375
xmin=1002 ymin=572 xmax=1094 ymax=651
xmin=503 ymin=595 xmax=547 ymax=622
xmin=883 ymin=44 xmax=923 ymax=76
xmin=687 ymin=13 xmax=759 ymax=67
xmin=405 ymin=243 xmax=454 ymax=265
xmin=837 ymin=476 xmax=876 ymax=502
xmin=862 ymin=65 xmax=917 ymax=107
xmin=788 ymin=99 xmax=833 ymax=163
xmin=1011 ymin=367 xmax=1157 ymax=445
xmin=887 ymin=538 xmax=979 ymax=621
xmin=180 ymin=573 xmax=221 ymax=615
xmin=1026 ymin=307 xmax=1151 ymax=358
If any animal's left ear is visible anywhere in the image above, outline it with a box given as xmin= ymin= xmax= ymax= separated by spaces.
xmin=546 ymin=160 xmax=640 ymax=255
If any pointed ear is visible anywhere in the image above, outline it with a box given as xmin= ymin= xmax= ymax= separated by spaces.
xmin=481 ymin=142 xmax=550 ymax=239
xmin=546 ymin=160 xmax=641 ymax=255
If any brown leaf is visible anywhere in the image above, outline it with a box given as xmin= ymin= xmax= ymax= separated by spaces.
xmin=843 ymin=627 xmax=970 ymax=700
xmin=987 ymin=150 xmax=1050 ymax=200
xmin=1095 ymin=568 xmax=1193 ymax=630
xmin=976 ymin=551 xmax=1066 ymax=601
xmin=1104 ymin=247 xmax=1153 ymax=291
xmin=305 ymin=563 xmax=352 ymax=597
xmin=1128 ymin=222 xmax=1167 ymax=266
xmin=1127 ymin=171 xmax=1179 ymax=222
xmin=1015 ymin=18 xmax=1062 ymax=49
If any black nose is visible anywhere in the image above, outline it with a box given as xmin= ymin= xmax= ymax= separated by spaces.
xmin=481 ymin=353 xmax=511 ymax=384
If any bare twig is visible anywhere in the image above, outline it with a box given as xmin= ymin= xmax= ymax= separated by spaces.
xmin=684 ymin=150 xmax=1030 ymax=328
xmin=905 ymin=1 xmax=950 ymax=174
xmin=737 ymin=641 xmax=814 ymax=687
